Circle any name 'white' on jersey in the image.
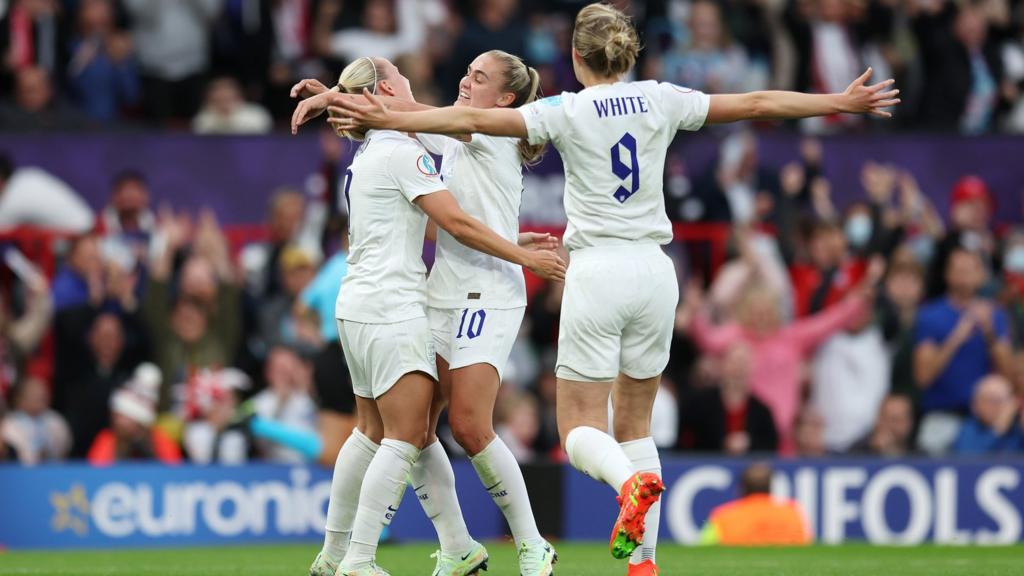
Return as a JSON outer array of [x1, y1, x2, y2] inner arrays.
[[519, 81, 710, 251], [418, 133, 526, 309], [335, 130, 447, 324]]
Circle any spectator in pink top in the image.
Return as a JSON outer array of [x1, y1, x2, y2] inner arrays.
[[685, 258, 884, 453]]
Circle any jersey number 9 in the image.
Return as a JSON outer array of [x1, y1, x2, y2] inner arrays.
[[611, 132, 640, 203]]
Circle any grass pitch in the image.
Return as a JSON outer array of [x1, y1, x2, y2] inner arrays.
[[1, 542, 1022, 576]]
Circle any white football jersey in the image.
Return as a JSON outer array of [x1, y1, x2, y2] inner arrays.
[[418, 133, 527, 309], [335, 130, 447, 324], [519, 81, 710, 251]]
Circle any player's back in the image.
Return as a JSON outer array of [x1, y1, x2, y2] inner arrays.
[[335, 130, 443, 324], [520, 80, 709, 251]]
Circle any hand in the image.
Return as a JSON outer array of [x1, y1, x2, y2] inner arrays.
[[290, 78, 331, 100], [524, 250, 566, 281], [840, 68, 900, 118], [518, 231, 560, 252], [898, 170, 924, 215], [994, 397, 1020, 435], [291, 90, 340, 135], [724, 431, 750, 455], [968, 301, 996, 339], [326, 89, 394, 133]]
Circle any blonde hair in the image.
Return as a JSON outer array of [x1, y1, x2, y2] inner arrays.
[[572, 3, 640, 78], [484, 50, 546, 166], [332, 57, 385, 141]]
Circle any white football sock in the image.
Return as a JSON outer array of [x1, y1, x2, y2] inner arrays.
[[621, 437, 661, 564], [323, 429, 379, 563], [341, 439, 420, 569], [411, 440, 475, 554], [471, 436, 543, 547], [564, 426, 635, 493]]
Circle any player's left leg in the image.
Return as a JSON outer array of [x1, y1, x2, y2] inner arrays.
[[613, 374, 663, 576], [411, 368, 488, 576], [610, 246, 678, 575]]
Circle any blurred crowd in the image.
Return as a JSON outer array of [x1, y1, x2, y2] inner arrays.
[[2, 125, 1024, 468], [2, 0, 1024, 133]]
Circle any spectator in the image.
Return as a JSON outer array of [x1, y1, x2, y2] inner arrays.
[[123, 0, 222, 122], [495, 388, 541, 462], [690, 131, 781, 226], [310, 330, 357, 468], [709, 226, 793, 323], [687, 259, 882, 452], [250, 345, 317, 463], [58, 313, 135, 457], [660, 0, 759, 94], [913, 1, 1008, 132], [699, 462, 812, 545], [790, 220, 868, 318], [87, 362, 181, 465], [811, 295, 890, 453], [240, 188, 313, 301], [794, 405, 827, 457], [317, 0, 435, 63], [3, 376, 71, 464], [256, 244, 318, 355], [0, 269, 52, 398], [926, 175, 996, 298], [143, 211, 241, 408], [877, 254, 926, 401], [97, 169, 155, 259], [0, 0, 68, 89], [182, 367, 252, 464], [952, 374, 1023, 453], [441, 0, 526, 103], [678, 344, 778, 454], [51, 234, 103, 311], [855, 394, 917, 456], [66, 0, 140, 123], [0, 153, 95, 233], [191, 76, 273, 134], [913, 247, 1012, 453], [0, 66, 91, 130]]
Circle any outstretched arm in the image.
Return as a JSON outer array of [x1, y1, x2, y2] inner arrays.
[[706, 68, 899, 125], [326, 90, 529, 138], [291, 87, 437, 134], [415, 191, 565, 281]]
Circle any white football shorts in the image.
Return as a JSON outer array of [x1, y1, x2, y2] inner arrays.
[[336, 317, 438, 399], [556, 243, 679, 382], [428, 306, 525, 381]]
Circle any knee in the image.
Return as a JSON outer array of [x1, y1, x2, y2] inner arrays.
[[359, 423, 384, 445], [449, 414, 494, 456]]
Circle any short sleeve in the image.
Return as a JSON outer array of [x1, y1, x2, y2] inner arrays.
[[518, 94, 569, 146], [657, 83, 710, 131], [416, 133, 456, 155], [388, 142, 448, 203]]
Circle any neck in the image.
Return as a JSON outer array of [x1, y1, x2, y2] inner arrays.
[[579, 67, 622, 88]]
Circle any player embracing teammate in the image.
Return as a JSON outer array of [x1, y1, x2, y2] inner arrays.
[[294, 55, 564, 576], [312, 2, 899, 575]]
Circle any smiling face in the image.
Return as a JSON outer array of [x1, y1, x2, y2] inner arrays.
[[456, 53, 516, 109]]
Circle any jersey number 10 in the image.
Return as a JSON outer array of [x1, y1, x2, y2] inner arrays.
[[611, 132, 640, 203]]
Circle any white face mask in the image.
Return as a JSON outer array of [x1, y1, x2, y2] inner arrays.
[[1005, 246, 1024, 273], [845, 214, 872, 248]]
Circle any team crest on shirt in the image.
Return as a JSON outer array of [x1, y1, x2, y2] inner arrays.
[[416, 154, 439, 176]]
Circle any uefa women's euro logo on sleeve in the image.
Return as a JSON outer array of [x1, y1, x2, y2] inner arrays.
[[417, 154, 439, 176]]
